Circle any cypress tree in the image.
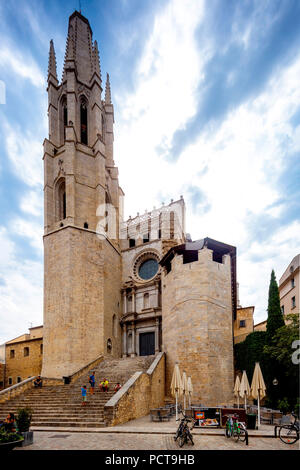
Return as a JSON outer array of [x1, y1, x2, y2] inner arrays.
[[264, 269, 286, 407], [266, 269, 285, 344]]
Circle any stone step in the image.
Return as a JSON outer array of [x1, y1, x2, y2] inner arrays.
[[31, 421, 106, 428], [0, 354, 157, 428], [31, 416, 104, 422]]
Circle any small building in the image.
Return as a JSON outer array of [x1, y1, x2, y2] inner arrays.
[[234, 306, 255, 343], [253, 319, 267, 332], [4, 326, 43, 388], [279, 254, 299, 318]]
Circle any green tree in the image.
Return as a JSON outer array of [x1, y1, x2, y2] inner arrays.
[[264, 314, 300, 409], [266, 269, 285, 344]]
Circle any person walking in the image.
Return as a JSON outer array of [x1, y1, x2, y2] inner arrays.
[[81, 385, 87, 406], [89, 371, 96, 395]]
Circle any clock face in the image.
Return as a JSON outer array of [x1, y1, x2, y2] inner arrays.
[[138, 258, 159, 280]]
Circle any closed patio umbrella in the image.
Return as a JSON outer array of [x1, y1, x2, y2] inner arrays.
[[239, 370, 250, 411], [182, 371, 188, 411], [170, 362, 183, 421], [187, 376, 193, 408], [250, 362, 266, 427], [234, 375, 241, 408]]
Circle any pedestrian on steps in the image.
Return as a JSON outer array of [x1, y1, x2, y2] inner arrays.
[[81, 385, 87, 406], [89, 371, 96, 395], [100, 378, 109, 392]]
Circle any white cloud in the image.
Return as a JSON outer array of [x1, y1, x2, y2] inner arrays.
[[0, 43, 44, 88], [0, 227, 43, 344], [3, 119, 43, 188], [20, 190, 43, 217], [115, 0, 206, 214], [12, 218, 43, 254], [114, 1, 300, 321]]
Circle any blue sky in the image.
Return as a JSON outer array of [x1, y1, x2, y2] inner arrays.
[[0, 0, 300, 344]]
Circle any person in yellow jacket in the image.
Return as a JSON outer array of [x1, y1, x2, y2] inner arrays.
[[100, 378, 109, 392]]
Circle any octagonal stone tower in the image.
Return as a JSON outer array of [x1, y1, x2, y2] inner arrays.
[[160, 238, 236, 406]]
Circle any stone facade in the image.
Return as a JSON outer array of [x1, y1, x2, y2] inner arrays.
[[119, 198, 185, 358], [0, 364, 4, 390], [4, 326, 43, 388], [279, 254, 299, 317]]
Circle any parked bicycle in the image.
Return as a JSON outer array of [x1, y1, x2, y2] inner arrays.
[[278, 412, 299, 445], [224, 414, 249, 445], [174, 412, 196, 447]]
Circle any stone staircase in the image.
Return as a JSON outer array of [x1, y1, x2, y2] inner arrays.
[[0, 355, 155, 428]]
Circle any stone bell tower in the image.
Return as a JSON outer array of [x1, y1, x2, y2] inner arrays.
[[42, 11, 123, 378]]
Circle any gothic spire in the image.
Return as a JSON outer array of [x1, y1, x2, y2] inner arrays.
[[105, 73, 112, 104], [62, 11, 94, 85], [92, 40, 102, 81], [48, 39, 58, 82]]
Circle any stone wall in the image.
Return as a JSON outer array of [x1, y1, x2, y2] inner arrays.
[[162, 247, 234, 406], [104, 352, 165, 426], [42, 226, 121, 378], [0, 363, 4, 390]]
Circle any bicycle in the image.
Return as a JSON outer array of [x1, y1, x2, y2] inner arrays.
[[174, 412, 196, 447], [278, 412, 299, 445], [224, 414, 249, 445]]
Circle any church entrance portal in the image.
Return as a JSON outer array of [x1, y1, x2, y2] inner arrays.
[[139, 332, 155, 356]]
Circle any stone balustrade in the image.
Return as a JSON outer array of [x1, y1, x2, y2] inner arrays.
[[104, 352, 165, 426]]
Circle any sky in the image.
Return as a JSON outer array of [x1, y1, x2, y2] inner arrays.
[[0, 0, 299, 344]]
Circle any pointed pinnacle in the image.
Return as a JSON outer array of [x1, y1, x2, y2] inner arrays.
[[48, 39, 58, 80], [105, 73, 112, 104], [93, 40, 102, 81]]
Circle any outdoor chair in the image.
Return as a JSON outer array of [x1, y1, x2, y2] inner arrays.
[[260, 411, 272, 425], [272, 412, 283, 425], [150, 409, 161, 422], [279, 415, 291, 425], [158, 408, 171, 421]]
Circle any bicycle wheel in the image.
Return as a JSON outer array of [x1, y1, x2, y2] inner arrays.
[[238, 429, 247, 442], [279, 426, 298, 445], [225, 425, 232, 438], [187, 431, 194, 445], [233, 430, 239, 442], [178, 434, 186, 447]]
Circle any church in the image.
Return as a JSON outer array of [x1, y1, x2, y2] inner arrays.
[[41, 10, 236, 406]]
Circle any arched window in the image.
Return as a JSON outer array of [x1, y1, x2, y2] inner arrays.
[[60, 95, 67, 144], [56, 178, 66, 221], [80, 96, 88, 145]]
